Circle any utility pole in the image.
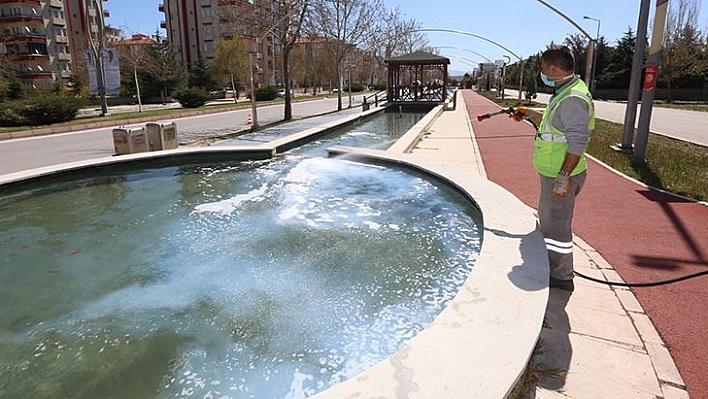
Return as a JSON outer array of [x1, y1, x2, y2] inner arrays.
[[583, 15, 601, 94], [633, 0, 669, 163], [615, 0, 651, 152], [501, 55, 510, 100]]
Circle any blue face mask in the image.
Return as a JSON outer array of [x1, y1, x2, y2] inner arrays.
[[540, 72, 555, 87], [540, 72, 574, 88]]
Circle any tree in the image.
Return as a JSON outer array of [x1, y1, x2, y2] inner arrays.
[[117, 44, 152, 110], [362, 5, 424, 86], [660, 0, 706, 99], [142, 44, 186, 103], [211, 37, 249, 103], [563, 34, 590, 82], [271, 0, 310, 120], [188, 58, 218, 91], [307, 0, 381, 110], [598, 29, 639, 89], [290, 36, 338, 96]]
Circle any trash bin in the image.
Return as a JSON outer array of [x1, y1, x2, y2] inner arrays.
[[146, 122, 178, 151], [113, 126, 148, 155]]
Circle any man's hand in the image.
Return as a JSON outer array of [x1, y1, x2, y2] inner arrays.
[[552, 173, 570, 197], [509, 107, 529, 122]]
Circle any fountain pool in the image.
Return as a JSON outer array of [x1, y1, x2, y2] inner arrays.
[[0, 110, 483, 398]]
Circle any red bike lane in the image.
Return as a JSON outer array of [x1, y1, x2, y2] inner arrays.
[[462, 89, 708, 398]]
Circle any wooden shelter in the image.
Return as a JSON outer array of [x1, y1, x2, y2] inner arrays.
[[385, 51, 450, 103]]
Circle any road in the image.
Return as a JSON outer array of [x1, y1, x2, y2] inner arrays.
[[504, 89, 708, 147], [0, 96, 361, 176], [2, 91, 705, 176]]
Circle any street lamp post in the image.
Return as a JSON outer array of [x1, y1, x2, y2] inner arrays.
[[411, 28, 525, 100], [583, 15, 601, 93], [501, 55, 511, 100], [434, 46, 493, 63], [249, 48, 259, 129], [535, 0, 594, 88]]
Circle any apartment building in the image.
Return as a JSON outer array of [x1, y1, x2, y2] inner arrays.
[[0, 0, 114, 87], [159, 0, 282, 87]]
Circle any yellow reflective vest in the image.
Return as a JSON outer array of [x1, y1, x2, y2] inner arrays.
[[533, 78, 595, 177]]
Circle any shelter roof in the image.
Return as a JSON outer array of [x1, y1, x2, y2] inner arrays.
[[385, 51, 450, 65]]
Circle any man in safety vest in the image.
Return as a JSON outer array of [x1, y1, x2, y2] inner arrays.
[[511, 46, 595, 292]]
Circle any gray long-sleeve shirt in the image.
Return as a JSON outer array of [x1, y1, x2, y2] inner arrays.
[[549, 77, 593, 156]]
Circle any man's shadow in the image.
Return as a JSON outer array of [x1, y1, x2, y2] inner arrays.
[[535, 289, 572, 391]]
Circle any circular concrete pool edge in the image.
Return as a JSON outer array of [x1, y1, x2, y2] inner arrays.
[[318, 147, 549, 398], [0, 142, 549, 398]]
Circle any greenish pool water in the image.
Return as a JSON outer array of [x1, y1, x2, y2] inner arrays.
[[0, 111, 482, 398]]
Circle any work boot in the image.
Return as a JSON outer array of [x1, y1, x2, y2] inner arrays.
[[549, 277, 574, 292]]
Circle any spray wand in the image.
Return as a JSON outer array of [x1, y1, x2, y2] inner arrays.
[[477, 106, 538, 129], [476, 107, 515, 122]]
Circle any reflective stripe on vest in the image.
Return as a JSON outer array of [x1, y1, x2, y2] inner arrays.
[[537, 132, 567, 143]]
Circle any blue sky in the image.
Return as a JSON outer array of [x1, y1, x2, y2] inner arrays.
[[108, 0, 707, 73]]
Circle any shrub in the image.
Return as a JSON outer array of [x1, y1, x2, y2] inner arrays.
[[173, 87, 212, 108], [255, 86, 278, 101], [0, 106, 28, 126], [345, 83, 365, 92], [0, 94, 81, 127], [372, 83, 387, 91]]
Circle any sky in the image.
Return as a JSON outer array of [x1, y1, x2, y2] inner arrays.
[[108, 0, 708, 73]]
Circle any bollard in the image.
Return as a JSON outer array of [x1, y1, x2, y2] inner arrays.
[[146, 122, 178, 151], [113, 126, 148, 155]]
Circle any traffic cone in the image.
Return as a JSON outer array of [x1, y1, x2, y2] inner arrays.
[[247, 113, 252, 125]]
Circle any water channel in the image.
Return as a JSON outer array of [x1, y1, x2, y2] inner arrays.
[[0, 110, 483, 398]]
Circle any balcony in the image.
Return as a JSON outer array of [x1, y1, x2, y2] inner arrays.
[[57, 53, 70, 61], [51, 16, 66, 26], [11, 52, 49, 61], [55, 35, 68, 43], [0, 12, 44, 24], [16, 70, 52, 79], [0, 0, 41, 4], [103, 10, 109, 18], [5, 32, 46, 43], [158, 4, 164, 12], [49, 0, 62, 7], [160, 21, 167, 29]]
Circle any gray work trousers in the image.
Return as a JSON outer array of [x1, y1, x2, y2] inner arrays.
[[538, 172, 587, 280]]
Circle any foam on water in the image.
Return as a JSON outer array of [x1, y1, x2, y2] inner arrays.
[[0, 114, 481, 398]]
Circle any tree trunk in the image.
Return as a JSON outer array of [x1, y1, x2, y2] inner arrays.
[[283, 47, 292, 121], [337, 66, 343, 111], [230, 74, 237, 104]]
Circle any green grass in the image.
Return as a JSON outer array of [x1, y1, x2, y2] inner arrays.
[[0, 102, 245, 135], [654, 102, 708, 112], [587, 120, 707, 201], [478, 90, 708, 202], [0, 94, 325, 136]]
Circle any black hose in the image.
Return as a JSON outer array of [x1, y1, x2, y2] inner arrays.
[[574, 269, 708, 287]]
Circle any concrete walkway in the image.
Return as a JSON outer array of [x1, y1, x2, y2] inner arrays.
[[409, 94, 688, 398], [461, 90, 700, 398]]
